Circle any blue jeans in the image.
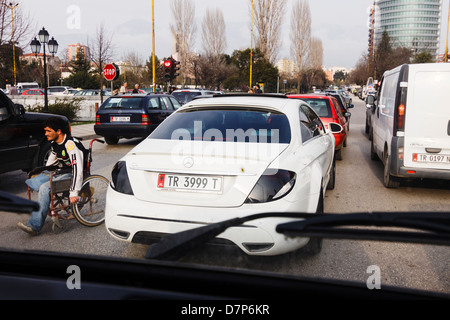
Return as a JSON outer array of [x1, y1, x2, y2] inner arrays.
[[25, 171, 72, 232]]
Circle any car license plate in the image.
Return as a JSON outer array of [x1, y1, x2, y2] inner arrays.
[[110, 116, 130, 122], [412, 153, 450, 163], [157, 173, 223, 193]]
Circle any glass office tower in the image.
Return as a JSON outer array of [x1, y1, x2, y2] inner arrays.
[[373, 0, 442, 58]]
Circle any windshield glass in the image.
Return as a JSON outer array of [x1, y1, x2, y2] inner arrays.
[[149, 108, 291, 143], [1, 0, 450, 303], [172, 91, 202, 104], [298, 98, 332, 118], [101, 97, 143, 109]]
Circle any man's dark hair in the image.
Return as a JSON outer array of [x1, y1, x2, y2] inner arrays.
[[44, 116, 69, 134]]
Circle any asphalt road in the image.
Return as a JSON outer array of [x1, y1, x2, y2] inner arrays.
[[1, 96, 449, 296]]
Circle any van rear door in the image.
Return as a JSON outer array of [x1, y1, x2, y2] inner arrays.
[[403, 64, 450, 171]]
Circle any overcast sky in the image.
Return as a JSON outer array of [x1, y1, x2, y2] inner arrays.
[[20, 0, 450, 69]]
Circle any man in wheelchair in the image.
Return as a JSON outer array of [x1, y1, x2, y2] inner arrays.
[[17, 117, 86, 235]]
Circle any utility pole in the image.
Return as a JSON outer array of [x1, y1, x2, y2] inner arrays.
[[445, 0, 450, 62], [152, 0, 156, 91], [4, 2, 19, 86], [250, 0, 253, 89]]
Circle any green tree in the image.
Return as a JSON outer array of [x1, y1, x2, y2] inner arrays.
[[0, 43, 22, 87], [141, 54, 166, 88], [64, 51, 99, 88], [224, 48, 279, 92], [333, 70, 348, 83], [412, 51, 434, 64]]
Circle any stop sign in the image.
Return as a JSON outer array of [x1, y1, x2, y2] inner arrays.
[[103, 63, 119, 81]]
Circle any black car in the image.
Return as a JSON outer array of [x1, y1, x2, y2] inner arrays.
[[0, 90, 70, 174], [94, 94, 181, 145]]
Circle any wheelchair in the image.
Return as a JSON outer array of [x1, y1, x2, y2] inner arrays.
[[27, 138, 109, 231]]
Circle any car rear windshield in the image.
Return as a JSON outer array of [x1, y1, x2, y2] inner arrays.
[[102, 97, 143, 109], [149, 108, 291, 143], [172, 91, 201, 104], [299, 98, 332, 118]]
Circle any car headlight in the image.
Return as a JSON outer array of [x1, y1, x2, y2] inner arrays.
[[245, 169, 296, 203], [110, 161, 134, 195]]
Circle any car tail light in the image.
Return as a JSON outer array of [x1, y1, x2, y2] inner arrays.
[[141, 114, 150, 125], [111, 161, 134, 195], [95, 115, 100, 125], [245, 169, 296, 203], [394, 80, 408, 135], [397, 103, 405, 131], [398, 147, 404, 160]]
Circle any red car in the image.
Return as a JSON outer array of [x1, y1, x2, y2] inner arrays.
[[288, 94, 349, 160], [21, 89, 45, 95]]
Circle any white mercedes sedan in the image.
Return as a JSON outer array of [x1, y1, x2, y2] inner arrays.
[[105, 94, 341, 256]]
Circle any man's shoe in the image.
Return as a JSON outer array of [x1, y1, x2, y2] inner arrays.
[[17, 222, 38, 235]]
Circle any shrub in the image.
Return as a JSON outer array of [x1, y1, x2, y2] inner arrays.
[[30, 98, 82, 122]]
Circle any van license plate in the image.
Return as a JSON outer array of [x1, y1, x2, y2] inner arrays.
[[157, 173, 222, 193], [111, 116, 130, 122], [413, 153, 450, 163]]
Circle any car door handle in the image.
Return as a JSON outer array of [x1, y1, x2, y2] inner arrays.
[[447, 120, 450, 136]]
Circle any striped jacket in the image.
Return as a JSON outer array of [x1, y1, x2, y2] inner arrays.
[[46, 135, 84, 198]]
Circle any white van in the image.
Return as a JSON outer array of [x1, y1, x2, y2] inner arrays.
[[367, 63, 450, 188], [16, 82, 39, 93]]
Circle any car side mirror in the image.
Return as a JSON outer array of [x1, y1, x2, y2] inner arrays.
[[365, 95, 375, 107], [328, 122, 343, 134], [14, 104, 25, 115]]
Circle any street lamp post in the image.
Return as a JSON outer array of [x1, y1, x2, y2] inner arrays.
[[30, 27, 58, 113]]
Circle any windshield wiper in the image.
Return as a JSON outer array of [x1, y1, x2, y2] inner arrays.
[[0, 191, 39, 214], [145, 212, 450, 261]]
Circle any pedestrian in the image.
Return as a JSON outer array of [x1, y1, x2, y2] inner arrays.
[[254, 84, 262, 93], [132, 83, 140, 93], [119, 82, 127, 94], [17, 117, 86, 235], [112, 87, 119, 96], [9, 86, 18, 95]]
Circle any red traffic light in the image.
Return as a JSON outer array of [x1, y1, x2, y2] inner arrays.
[[164, 60, 172, 68]]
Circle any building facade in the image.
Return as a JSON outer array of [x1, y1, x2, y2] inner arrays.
[[68, 43, 90, 62], [276, 59, 297, 75], [371, 0, 442, 58]]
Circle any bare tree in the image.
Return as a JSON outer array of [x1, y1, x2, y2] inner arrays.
[[171, 0, 197, 85], [308, 37, 323, 70], [198, 7, 229, 89], [253, 0, 286, 64], [121, 51, 147, 86], [290, 0, 311, 92], [87, 23, 114, 102], [302, 37, 323, 91], [0, 0, 34, 47], [201, 8, 226, 58], [191, 54, 234, 90]]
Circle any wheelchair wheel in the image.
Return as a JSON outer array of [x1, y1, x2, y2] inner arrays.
[[73, 175, 109, 227]]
